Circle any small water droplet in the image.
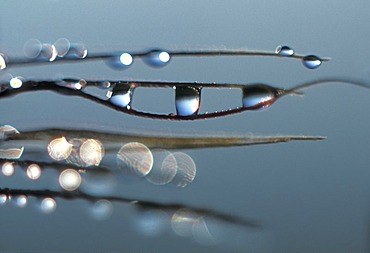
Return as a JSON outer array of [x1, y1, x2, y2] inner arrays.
[[14, 195, 28, 208], [2, 162, 14, 176], [9, 76, 23, 89], [275, 45, 294, 56], [175, 86, 201, 116], [40, 197, 57, 213], [242, 85, 277, 110], [143, 49, 170, 67], [26, 163, 42, 180], [0, 54, 7, 70], [109, 84, 134, 108], [107, 53, 133, 70], [99, 81, 111, 89], [302, 55, 322, 69]]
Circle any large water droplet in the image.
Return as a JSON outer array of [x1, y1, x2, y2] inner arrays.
[[107, 53, 133, 70], [275, 45, 294, 56], [302, 55, 322, 69], [143, 49, 170, 67], [175, 86, 201, 116], [242, 85, 276, 110], [108, 84, 134, 108]]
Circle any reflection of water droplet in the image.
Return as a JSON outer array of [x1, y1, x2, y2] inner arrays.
[[2, 162, 14, 176], [117, 142, 153, 177], [107, 53, 133, 70], [108, 84, 134, 108], [79, 139, 104, 166], [275, 45, 294, 56], [26, 163, 42, 180], [0, 54, 7, 70], [9, 76, 23, 89], [171, 208, 199, 237], [146, 149, 177, 185], [54, 38, 70, 57], [59, 169, 82, 191], [143, 49, 170, 67], [302, 55, 322, 69], [48, 137, 73, 161], [14, 195, 28, 208], [91, 199, 113, 220], [172, 152, 196, 187], [242, 85, 276, 110], [40, 197, 56, 213], [175, 86, 201, 116], [0, 194, 8, 205]]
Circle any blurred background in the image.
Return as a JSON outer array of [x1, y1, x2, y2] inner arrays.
[[1, 1, 370, 252]]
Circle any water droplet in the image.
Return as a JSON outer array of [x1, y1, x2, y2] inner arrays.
[[14, 195, 28, 208], [242, 85, 277, 110], [175, 86, 201, 116], [275, 45, 294, 56], [107, 53, 133, 70], [0, 54, 7, 70], [64, 43, 88, 59], [0, 194, 8, 205], [40, 197, 56, 213], [108, 84, 134, 108], [39, 43, 58, 62], [143, 49, 170, 67], [302, 55, 322, 69], [26, 163, 41, 180], [59, 169, 82, 191], [9, 76, 23, 89], [57, 79, 86, 90], [117, 142, 153, 177], [146, 149, 177, 185], [47, 137, 73, 161], [2, 162, 14, 176], [99, 81, 111, 89]]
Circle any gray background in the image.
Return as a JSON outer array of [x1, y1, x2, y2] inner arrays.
[[1, 1, 370, 252]]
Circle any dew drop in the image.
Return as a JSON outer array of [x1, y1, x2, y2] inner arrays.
[[59, 169, 82, 191], [14, 195, 28, 208], [302, 55, 322, 69], [143, 49, 170, 67], [40, 197, 57, 213], [9, 76, 23, 89], [64, 43, 88, 59], [242, 85, 276, 110], [26, 163, 42, 180], [107, 53, 133, 70], [2, 162, 14, 176], [275, 45, 294, 56], [53, 38, 71, 57], [175, 86, 201, 116], [109, 84, 134, 108], [0, 54, 7, 70]]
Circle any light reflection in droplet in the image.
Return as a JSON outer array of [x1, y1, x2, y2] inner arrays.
[[9, 77, 23, 89], [79, 139, 104, 166], [91, 199, 113, 220], [108, 84, 134, 108], [302, 55, 322, 69], [117, 142, 153, 177], [47, 137, 73, 161], [175, 86, 201, 116], [242, 85, 276, 110], [0, 54, 6, 70], [107, 53, 133, 70], [0, 194, 8, 205], [26, 163, 41, 180], [146, 149, 177, 185], [14, 195, 28, 208], [171, 208, 199, 237], [275, 45, 294, 56], [59, 169, 82, 191], [40, 197, 56, 213], [172, 152, 196, 187], [2, 162, 14, 176], [143, 49, 171, 67]]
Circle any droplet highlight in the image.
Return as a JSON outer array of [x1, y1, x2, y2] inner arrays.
[[302, 55, 322, 69], [275, 45, 294, 56], [143, 49, 170, 67], [2, 162, 14, 176], [40, 197, 57, 213], [107, 53, 133, 70], [0, 54, 7, 70], [175, 86, 201, 116], [242, 85, 276, 110]]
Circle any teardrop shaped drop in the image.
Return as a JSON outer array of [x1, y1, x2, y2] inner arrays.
[[108, 84, 134, 108], [242, 85, 277, 110], [302, 55, 322, 69], [143, 49, 171, 68], [175, 86, 201, 116], [275, 45, 294, 56], [107, 53, 133, 70]]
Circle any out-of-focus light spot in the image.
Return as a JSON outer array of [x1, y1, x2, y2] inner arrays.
[[48, 137, 72, 161], [171, 208, 199, 237], [0, 54, 6, 70], [172, 152, 196, 187], [79, 139, 104, 166], [117, 142, 153, 177], [0, 125, 20, 139], [2, 162, 14, 176], [136, 210, 168, 237], [9, 77, 23, 89], [0, 194, 8, 205], [54, 38, 70, 57], [0, 147, 24, 159], [146, 149, 177, 185], [40, 197, 56, 213], [91, 199, 113, 220], [23, 38, 42, 58], [26, 163, 41, 180], [59, 169, 82, 191], [120, 53, 133, 66], [49, 45, 58, 62], [159, 51, 170, 63], [192, 216, 215, 245], [14, 195, 28, 208]]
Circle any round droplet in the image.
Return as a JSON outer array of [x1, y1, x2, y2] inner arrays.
[[143, 49, 170, 67], [146, 149, 177, 185], [108, 84, 134, 108], [59, 169, 82, 191], [26, 163, 41, 180], [40, 197, 56, 213], [242, 85, 276, 110], [175, 86, 201, 116], [0, 54, 7, 70], [14, 195, 28, 208], [275, 45, 294, 56], [91, 199, 113, 220], [2, 162, 14, 176], [172, 152, 196, 187], [47, 137, 73, 161], [54, 38, 71, 57], [117, 142, 153, 177], [302, 55, 322, 69], [64, 43, 88, 59], [79, 139, 104, 166], [171, 208, 199, 237], [107, 53, 133, 70], [0, 194, 8, 205], [9, 76, 23, 89]]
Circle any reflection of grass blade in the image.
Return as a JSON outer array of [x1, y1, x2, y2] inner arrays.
[[0, 187, 261, 228]]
